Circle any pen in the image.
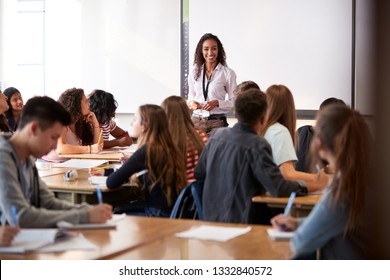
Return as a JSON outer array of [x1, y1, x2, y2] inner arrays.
[[96, 187, 103, 204], [11, 205, 18, 226], [284, 192, 296, 217]]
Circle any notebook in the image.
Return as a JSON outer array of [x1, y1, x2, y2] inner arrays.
[[267, 228, 295, 241], [0, 228, 72, 253]]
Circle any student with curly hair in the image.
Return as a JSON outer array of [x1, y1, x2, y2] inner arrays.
[[88, 89, 132, 148], [0, 90, 12, 133], [43, 88, 103, 162], [187, 33, 237, 136]]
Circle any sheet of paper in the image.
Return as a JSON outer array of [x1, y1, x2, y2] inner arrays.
[[175, 225, 252, 242], [193, 109, 210, 118], [88, 176, 107, 185], [267, 228, 295, 240], [52, 159, 108, 169]]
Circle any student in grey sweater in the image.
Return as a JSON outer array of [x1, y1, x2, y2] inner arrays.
[[0, 96, 112, 228]]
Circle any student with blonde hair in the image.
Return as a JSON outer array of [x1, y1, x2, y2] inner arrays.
[[271, 104, 370, 259], [161, 95, 207, 183], [107, 104, 186, 217], [261, 84, 328, 192]]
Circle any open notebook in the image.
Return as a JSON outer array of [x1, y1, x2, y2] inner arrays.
[[0, 229, 72, 253]]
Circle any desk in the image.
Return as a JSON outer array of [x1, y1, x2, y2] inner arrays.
[[252, 193, 322, 217], [0, 216, 292, 260], [61, 145, 137, 161], [113, 222, 292, 260], [42, 169, 142, 206]]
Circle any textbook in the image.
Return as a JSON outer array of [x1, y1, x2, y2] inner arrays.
[[0, 228, 72, 253], [57, 214, 126, 230], [267, 228, 295, 241], [52, 159, 108, 169]]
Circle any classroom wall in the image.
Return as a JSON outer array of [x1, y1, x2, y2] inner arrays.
[[0, 0, 375, 116]]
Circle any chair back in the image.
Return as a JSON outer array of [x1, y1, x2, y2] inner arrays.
[[170, 181, 203, 220]]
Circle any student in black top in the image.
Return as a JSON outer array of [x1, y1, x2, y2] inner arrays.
[[106, 104, 186, 217], [296, 98, 346, 172]]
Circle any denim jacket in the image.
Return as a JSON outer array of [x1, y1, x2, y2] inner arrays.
[[195, 123, 307, 224]]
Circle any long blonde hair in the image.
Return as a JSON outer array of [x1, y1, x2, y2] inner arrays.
[[313, 104, 371, 233], [261, 84, 297, 146], [137, 104, 186, 206], [161, 96, 205, 171]]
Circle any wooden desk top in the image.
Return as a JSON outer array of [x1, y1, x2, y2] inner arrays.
[[42, 169, 110, 193], [113, 222, 293, 260], [0, 217, 292, 260], [60, 145, 137, 161], [252, 193, 322, 207]]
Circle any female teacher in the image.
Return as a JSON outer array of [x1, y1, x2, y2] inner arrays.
[[187, 33, 237, 136]]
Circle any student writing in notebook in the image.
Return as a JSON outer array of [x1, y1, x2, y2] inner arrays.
[[106, 104, 186, 217], [88, 89, 132, 148], [260, 84, 328, 191], [271, 104, 370, 259], [0, 96, 112, 228], [43, 88, 103, 162], [161, 95, 207, 183]]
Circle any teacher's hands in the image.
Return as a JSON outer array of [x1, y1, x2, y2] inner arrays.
[[202, 100, 219, 111]]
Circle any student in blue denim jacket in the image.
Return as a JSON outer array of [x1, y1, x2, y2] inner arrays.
[[271, 104, 371, 259]]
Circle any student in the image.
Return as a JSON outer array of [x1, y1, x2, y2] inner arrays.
[[0, 90, 12, 133], [43, 88, 103, 162], [233, 80, 261, 95], [106, 104, 186, 217], [4, 87, 23, 131], [88, 89, 132, 149], [296, 97, 346, 173], [0, 96, 112, 228], [261, 84, 328, 191], [0, 226, 20, 246], [161, 95, 208, 183], [194, 89, 308, 224], [271, 104, 370, 259], [187, 33, 237, 136]]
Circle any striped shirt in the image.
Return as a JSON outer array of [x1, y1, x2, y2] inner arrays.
[[100, 119, 117, 140], [186, 128, 208, 183]]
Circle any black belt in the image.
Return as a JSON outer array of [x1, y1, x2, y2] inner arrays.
[[207, 114, 226, 121]]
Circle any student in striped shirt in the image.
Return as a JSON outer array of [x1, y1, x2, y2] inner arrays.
[[88, 89, 132, 149], [161, 95, 208, 183]]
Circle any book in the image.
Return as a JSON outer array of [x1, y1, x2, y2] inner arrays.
[[57, 214, 126, 230], [267, 228, 295, 241], [0, 228, 72, 254]]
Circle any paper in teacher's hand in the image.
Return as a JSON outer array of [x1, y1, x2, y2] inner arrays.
[[193, 109, 210, 118], [267, 228, 295, 240], [175, 225, 252, 242]]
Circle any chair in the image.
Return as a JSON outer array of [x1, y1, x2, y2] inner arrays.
[[170, 181, 203, 220]]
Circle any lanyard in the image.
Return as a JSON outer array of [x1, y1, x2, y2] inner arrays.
[[202, 64, 213, 101]]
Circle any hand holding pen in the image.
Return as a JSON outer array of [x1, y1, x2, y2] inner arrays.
[[270, 192, 299, 232]]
